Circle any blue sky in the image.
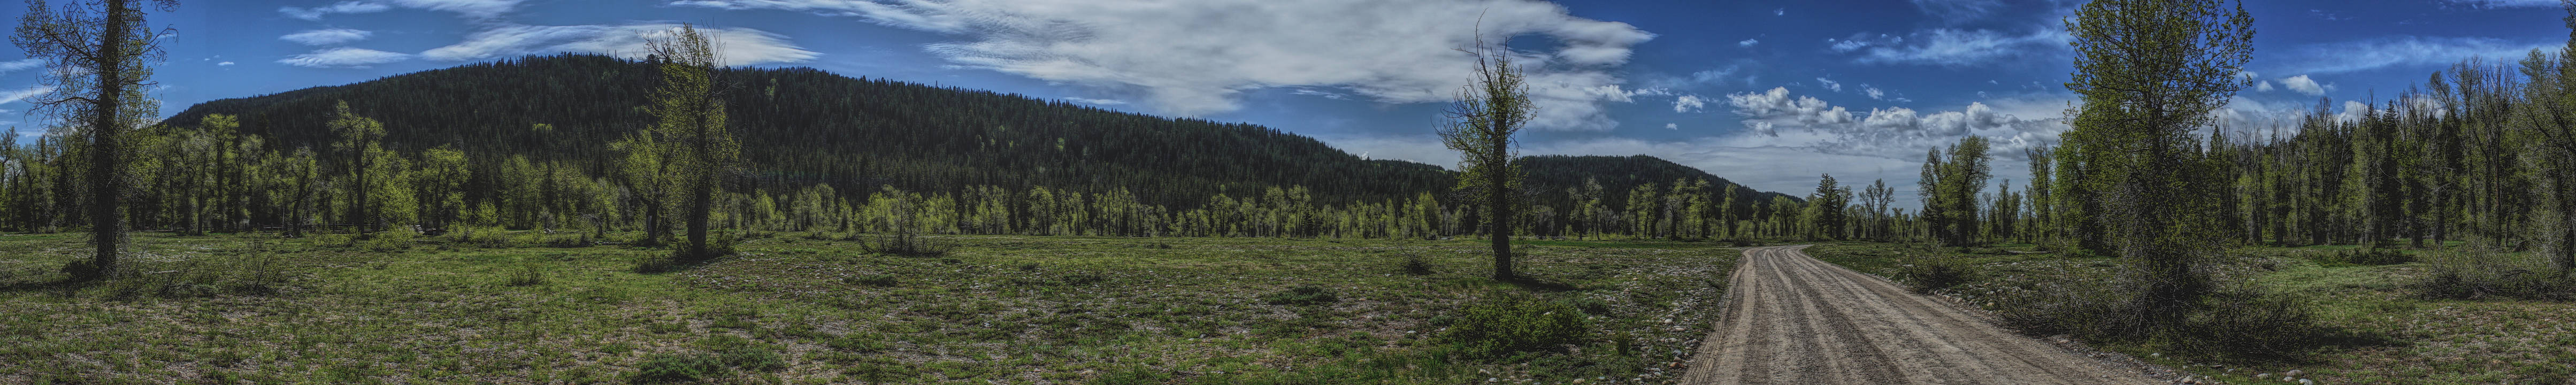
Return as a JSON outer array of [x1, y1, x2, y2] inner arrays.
[[1, 0, 2566, 195]]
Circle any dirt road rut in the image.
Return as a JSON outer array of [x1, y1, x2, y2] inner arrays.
[[1678, 245, 2161, 385]]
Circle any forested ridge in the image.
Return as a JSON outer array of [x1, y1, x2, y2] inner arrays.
[[0, 53, 1798, 241], [162, 54, 1458, 207]]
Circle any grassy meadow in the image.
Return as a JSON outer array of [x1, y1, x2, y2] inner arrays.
[[0, 231, 1739, 384], [1804, 241, 2576, 385]]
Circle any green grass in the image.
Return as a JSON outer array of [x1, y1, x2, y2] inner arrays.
[[0, 232, 1741, 384], [1804, 241, 2576, 385]]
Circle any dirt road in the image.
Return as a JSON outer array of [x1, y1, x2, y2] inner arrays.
[[1678, 245, 2162, 385]]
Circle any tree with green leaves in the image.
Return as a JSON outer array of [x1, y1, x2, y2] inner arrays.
[[1436, 40, 1535, 280], [13, 0, 178, 279], [645, 24, 742, 261], [327, 101, 389, 236], [2063, 0, 2255, 333]]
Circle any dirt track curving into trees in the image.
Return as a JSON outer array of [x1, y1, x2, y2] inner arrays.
[[1678, 245, 2163, 385]]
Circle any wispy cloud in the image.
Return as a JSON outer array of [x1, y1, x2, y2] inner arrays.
[[0, 59, 42, 74], [280, 0, 524, 21], [419, 24, 818, 65], [672, 0, 1657, 131], [1064, 97, 1126, 105], [1738, 38, 1759, 48], [280, 28, 374, 45], [2271, 36, 2557, 74], [278, 47, 413, 68], [0, 86, 59, 105], [2441, 0, 2560, 7], [279, 1, 391, 20], [1850, 28, 2067, 67]]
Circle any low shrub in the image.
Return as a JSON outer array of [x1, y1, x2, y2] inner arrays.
[[2313, 248, 2413, 266], [825, 333, 888, 352], [1262, 286, 1339, 306], [2174, 289, 2322, 359], [631, 255, 684, 274], [1989, 270, 2327, 360], [700, 335, 786, 372], [630, 353, 726, 384], [507, 264, 549, 287], [845, 274, 899, 287], [1896, 258, 1975, 294], [1399, 254, 1435, 275], [1445, 292, 1589, 358], [2412, 250, 2575, 301]]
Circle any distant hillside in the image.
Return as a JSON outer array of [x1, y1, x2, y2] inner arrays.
[[1521, 155, 1800, 218], [163, 54, 1789, 209]]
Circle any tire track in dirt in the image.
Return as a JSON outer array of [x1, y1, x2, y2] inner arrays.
[[1680, 245, 2162, 385]]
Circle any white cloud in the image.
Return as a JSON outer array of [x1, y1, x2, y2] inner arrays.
[[420, 24, 819, 65], [1815, 77, 1842, 92], [0, 86, 57, 105], [278, 47, 413, 68], [279, 1, 391, 20], [1738, 38, 1759, 48], [0, 59, 41, 74], [218, 61, 236, 66], [1862, 84, 1886, 100], [2256, 80, 2273, 92], [2334, 100, 2373, 124], [280, 28, 374, 45], [675, 0, 1657, 130], [1774, 8, 1785, 16], [1849, 28, 2067, 67], [1665, 123, 1678, 130], [1725, 87, 2068, 161], [1674, 95, 1707, 113], [1064, 97, 1125, 105], [2279, 74, 2331, 96], [2273, 36, 2557, 74]]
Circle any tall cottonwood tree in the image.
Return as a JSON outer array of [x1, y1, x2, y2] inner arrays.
[[1437, 40, 1534, 280], [2064, 0, 2255, 334], [645, 24, 741, 261], [13, 0, 178, 279], [327, 101, 387, 236]]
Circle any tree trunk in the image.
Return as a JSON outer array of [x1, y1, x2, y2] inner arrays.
[[83, 0, 132, 279], [1490, 157, 1513, 280]]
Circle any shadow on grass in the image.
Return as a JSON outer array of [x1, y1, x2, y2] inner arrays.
[[1498, 276, 1583, 292]]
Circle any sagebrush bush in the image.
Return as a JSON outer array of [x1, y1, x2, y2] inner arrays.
[[1262, 286, 1339, 306], [2412, 250, 2574, 301], [1897, 258, 1974, 294], [1445, 293, 1589, 358]]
